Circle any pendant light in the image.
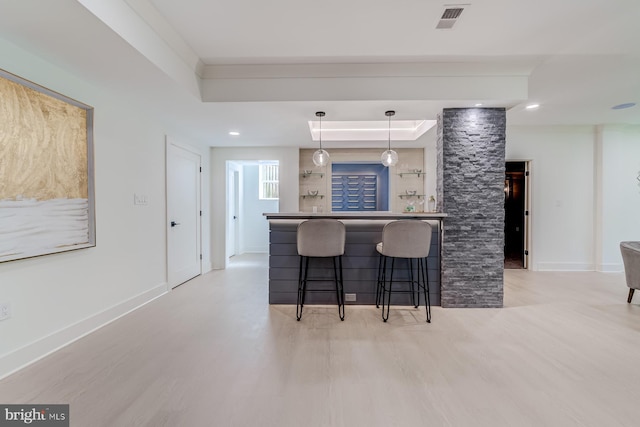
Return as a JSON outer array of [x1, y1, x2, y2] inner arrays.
[[312, 111, 330, 167], [381, 110, 398, 167]]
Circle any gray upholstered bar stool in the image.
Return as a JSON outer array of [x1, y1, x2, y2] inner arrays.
[[296, 219, 346, 321], [376, 220, 432, 322]]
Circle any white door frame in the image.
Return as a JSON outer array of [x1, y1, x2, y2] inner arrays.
[[524, 160, 532, 270], [233, 170, 241, 254], [166, 137, 202, 288], [505, 159, 532, 270], [226, 161, 242, 261]]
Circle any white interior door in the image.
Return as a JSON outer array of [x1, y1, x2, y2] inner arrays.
[[167, 140, 201, 288]]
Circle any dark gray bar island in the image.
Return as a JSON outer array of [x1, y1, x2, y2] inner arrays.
[[264, 212, 446, 306]]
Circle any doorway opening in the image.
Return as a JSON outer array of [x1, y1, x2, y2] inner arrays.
[[226, 160, 279, 263], [504, 161, 530, 269]]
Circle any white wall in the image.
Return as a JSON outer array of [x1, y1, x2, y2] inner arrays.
[[210, 147, 299, 269], [506, 126, 596, 271], [200, 148, 212, 272], [600, 125, 640, 270], [423, 126, 438, 206], [0, 38, 209, 378], [507, 125, 640, 272], [241, 165, 278, 253]]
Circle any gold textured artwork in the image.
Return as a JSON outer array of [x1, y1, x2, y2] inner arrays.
[[0, 69, 95, 262]]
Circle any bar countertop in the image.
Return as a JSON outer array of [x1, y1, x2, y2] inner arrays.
[[263, 212, 447, 220]]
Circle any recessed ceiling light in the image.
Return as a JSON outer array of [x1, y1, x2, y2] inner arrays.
[[229, 131, 240, 136], [475, 103, 482, 107], [612, 102, 636, 110], [525, 104, 540, 110]]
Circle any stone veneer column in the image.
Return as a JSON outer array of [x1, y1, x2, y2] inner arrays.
[[436, 108, 506, 308]]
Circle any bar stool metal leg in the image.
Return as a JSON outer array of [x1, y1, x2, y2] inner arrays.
[[408, 258, 417, 308], [376, 253, 384, 308], [420, 257, 431, 323], [296, 256, 306, 321], [301, 257, 310, 308], [333, 256, 345, 320], [297, 254, 345, 321], [382, 257, 395, 322]]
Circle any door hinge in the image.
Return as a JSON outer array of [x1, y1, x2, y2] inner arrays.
[[525, 210, 529, 216], [524, 250, 529, 256], [525, 171, 529, 176], [200, 210, 202, 216], [200, 254, 202, 260]]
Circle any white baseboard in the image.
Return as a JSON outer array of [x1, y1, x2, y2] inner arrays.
[[241, 248, 268, 254], [535, 262, 595, 271], [598, 263, 624, 273], [0, 283, 167, 380], [202, 261, 213, 273]]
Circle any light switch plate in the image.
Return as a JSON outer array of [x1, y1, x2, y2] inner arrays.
[[134, 194, 148, 205]]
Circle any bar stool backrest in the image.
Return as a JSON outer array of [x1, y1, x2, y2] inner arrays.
[[380, 220, 432, 258], [297, 219, 346, 257]]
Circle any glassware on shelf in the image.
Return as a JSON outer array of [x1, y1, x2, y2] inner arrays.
[[428, 195, 436, 212], [405, 198, 416, 212]]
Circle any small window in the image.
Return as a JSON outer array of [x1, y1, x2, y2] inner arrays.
[[259, 162, 279, 200]]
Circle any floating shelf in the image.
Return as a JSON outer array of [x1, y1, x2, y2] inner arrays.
[[301, 194, 325, 199], [398, 172, 423, 178], [301, 172, 325, 178], [398, 194, 425, 199]]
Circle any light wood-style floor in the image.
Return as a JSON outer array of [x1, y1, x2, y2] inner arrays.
[[1, 254, 639, 426]]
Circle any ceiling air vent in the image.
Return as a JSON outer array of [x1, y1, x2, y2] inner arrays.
[[436, 7, 464, 29]]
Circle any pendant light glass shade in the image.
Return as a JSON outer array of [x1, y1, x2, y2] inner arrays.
[[381, 149, 398, 167], [312, 111, 330, 167], [381, 110, 398, 167], [312, 149, 330, 167]]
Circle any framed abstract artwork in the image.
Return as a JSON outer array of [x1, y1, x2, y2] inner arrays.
[[0, 68, 95, 262]]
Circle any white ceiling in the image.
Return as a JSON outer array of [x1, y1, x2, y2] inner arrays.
[[0, 0, 639, 148], [148, 0, 638, 60]]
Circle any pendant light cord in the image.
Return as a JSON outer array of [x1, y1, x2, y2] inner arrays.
[[385, 110, 395, 151], [315, 111, 325, 151], [319, 114, 323, 150], [388, 113, 391, 151]]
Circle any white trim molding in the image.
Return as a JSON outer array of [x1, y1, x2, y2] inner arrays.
[[535, 262, 595, 272], [0, 283, 167, 380]]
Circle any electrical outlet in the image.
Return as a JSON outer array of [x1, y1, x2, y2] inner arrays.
[[0, 302, 11, 321], [345, 293, 357, 302]]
